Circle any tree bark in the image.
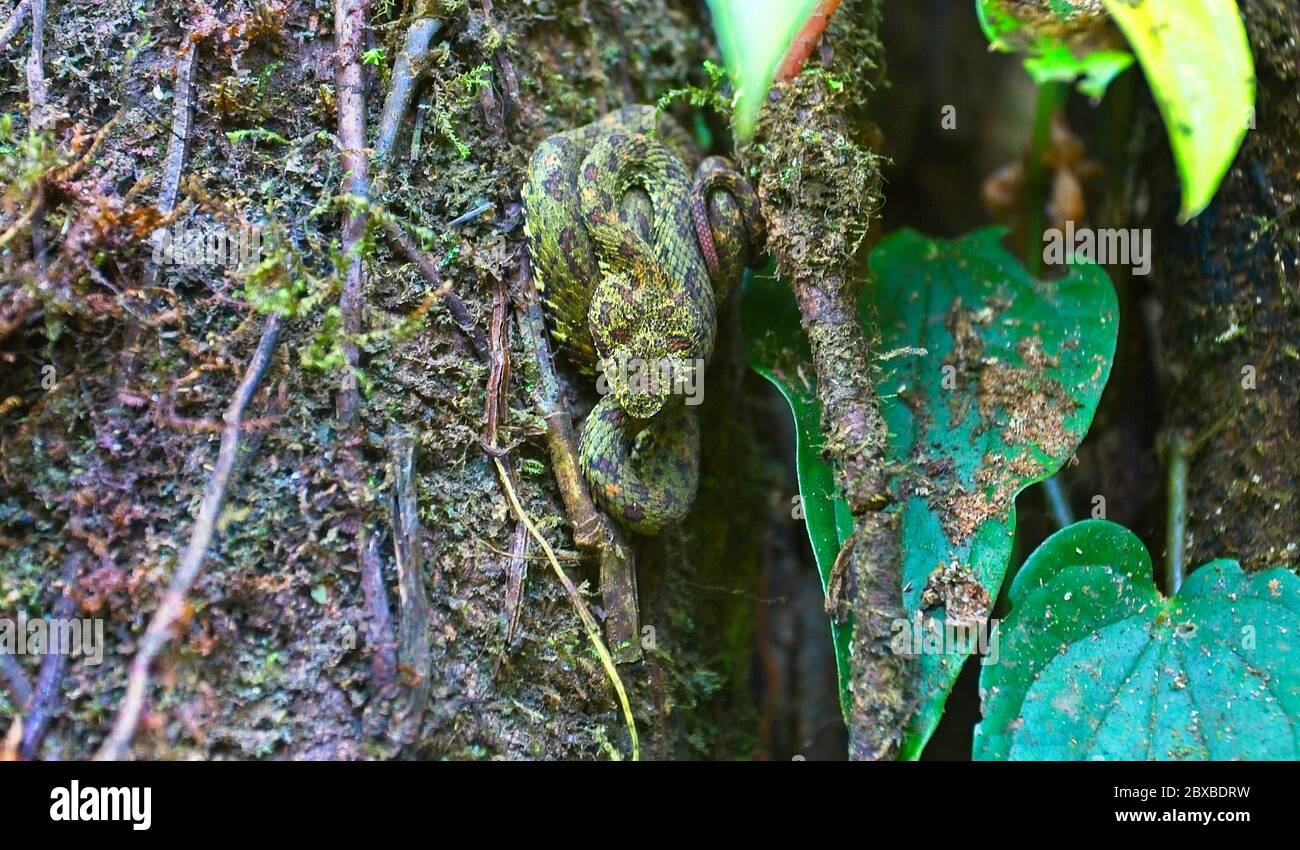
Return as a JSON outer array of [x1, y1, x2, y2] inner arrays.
[[1147, 0, 1300, 574]]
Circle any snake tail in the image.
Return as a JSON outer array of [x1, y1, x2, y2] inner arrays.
[[690, 156, 768, 302], [579, 395, 700, 536]]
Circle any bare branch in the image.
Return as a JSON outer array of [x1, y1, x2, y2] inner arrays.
[[96, 313, 284, 760], [0, 0, 32, 52], [374, 15, 441, 163], [20, 550, 83, 759], [378, 215, 488, 361], [334, 0, 372, 429]]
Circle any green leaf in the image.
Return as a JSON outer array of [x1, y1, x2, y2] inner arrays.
[[977, 0, 1135, 100], [1023, 47, 1134, 101], [741, 260, 855, 715], [1099, 0, 1255, 221], [741, 229, 1119, 752], [976, 520, 1300, 760], [704, 0, 821, 141], [874, 229, 1117, 758]]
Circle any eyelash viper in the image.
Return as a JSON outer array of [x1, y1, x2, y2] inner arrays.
[[523, 105, 765, 534]]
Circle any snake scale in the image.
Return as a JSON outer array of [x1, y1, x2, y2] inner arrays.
[[523, 105, 765, 534]]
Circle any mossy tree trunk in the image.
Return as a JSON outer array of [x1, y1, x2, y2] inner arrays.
[[1144, 0, 1300, 575], [0, 0, 770, 760]]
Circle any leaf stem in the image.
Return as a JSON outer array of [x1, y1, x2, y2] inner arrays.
[[1025, 81, 1066, 278], [1043, 475, 1075, 531], [1164, 433, 1190, 597]]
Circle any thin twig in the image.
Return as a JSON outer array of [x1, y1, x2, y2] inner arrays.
[[157, 38, 196, 219], [480, 0, 521, 129], [96, 313, 284, 760], [512, 258, 640, 662], [407, 89, 429, 164], [378, 215, 488, 361], [0, 0, 31, 52], [485, 272, 510, 446], [20, 550, 82, 759], [0, 197, 40, 251], [334, 0, 372, 429], [374, 11, 441, 163], [485, 271, 529, 648], [143, 33, 198, 285], [492, 456, 639, 761], [22, 0, 43, 115], [503, 522, 529, 646], [446, 201, 493, 229], [24, 0, 46, 275]]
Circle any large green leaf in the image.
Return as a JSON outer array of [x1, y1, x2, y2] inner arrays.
[[742, 261, 855, 715], [1099, 0, 1254, 221], [976, 520, 1300, 760], [704, 0, 821, 141], [741, 228, 1118, 755], [874, 228, 1117, 757]]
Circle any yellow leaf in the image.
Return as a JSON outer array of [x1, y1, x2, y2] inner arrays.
[[1102, 0, 1255, 221]]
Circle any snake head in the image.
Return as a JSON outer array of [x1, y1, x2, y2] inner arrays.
[[589, 263, 713, 420]]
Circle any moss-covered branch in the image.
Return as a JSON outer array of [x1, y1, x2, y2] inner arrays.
[[740, 0, 910, 760]]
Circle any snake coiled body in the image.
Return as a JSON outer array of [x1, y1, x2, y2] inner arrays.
[[523, 106, 764, 534]]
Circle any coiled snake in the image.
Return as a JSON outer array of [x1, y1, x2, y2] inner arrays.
[[523, 105, 765, 534]]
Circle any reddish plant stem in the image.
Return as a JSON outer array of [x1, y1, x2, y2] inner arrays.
[[776, 0, 842, 81]]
